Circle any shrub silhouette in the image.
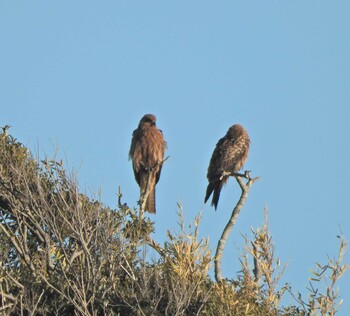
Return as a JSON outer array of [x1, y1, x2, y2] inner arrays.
[[0, 127, 348, 315]]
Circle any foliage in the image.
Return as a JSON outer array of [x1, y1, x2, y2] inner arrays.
[[0, 127, 348, 315]]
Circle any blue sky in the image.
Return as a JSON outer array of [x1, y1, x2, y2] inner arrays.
[[1, 1, 349, 312]]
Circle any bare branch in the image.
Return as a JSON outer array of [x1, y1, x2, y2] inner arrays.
[[214, 171, 259, 284]]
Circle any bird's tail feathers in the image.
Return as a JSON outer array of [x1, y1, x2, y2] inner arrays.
[[140, 172, 156, 214], [145, 187, 156, 214], [211, 181, 224, 210], [205, 180, 225, 210], [204, 184, 214, 204]]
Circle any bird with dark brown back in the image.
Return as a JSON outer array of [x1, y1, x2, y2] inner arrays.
[[129, 114, 167, 214], [204, 124, 250, 210]]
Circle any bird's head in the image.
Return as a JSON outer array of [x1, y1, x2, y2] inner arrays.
[[140, 114, 157, 127], [227, 124, 244, 138]]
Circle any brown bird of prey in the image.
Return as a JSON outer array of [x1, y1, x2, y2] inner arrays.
[[204, 124, 250, 210], [129, 114, 167, 213]]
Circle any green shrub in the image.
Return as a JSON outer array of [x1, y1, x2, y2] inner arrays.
[[0, 127, 348, 315]]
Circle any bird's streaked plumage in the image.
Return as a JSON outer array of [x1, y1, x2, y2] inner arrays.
[[204, 124, 250, 209], [129, 114, 167, 213]]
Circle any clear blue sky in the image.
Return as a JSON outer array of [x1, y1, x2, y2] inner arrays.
[[1, 1, 349, 313]]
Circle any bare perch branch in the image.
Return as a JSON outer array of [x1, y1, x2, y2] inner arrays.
[[117, 186, 131, 212], [145, 235, 169, 259], [214, 171, 259, 284], [140, 171, 152, 215]]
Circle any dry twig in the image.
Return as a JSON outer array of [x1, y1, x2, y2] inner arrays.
[[214, 170, 259, 284]]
